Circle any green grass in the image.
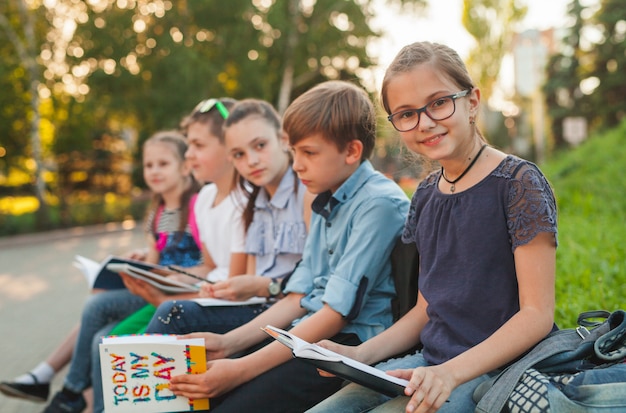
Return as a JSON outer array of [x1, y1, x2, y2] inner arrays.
[[542, 120, 626, 328]]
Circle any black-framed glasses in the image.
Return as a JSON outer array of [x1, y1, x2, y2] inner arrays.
[[192, 98, 229, 119], [387, 89, 471, 132]]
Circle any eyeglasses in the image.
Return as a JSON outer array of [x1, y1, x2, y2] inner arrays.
[[387, 89, 471, 132], [192, 98, 229, 119]]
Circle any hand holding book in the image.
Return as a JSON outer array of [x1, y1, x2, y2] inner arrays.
[[262, 325, 410, 397], [106, 262, 200, 294], [99, 334, 209, 413]]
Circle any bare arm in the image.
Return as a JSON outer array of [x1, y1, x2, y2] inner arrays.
[[144, 243, 160, 265], [396, 231, 556, 412], [318, 291, 427, 366], [438, 232, 556, 382], [228, 252, 248, 278], [169, 296, 347, 398]]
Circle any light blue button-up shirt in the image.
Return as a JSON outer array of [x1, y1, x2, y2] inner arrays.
[[284, 160, 410, 342], [246, 167, 307, 278]]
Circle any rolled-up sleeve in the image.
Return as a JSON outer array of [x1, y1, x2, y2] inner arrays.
[[283, 161, 410, 340], [321, 196, 407, 316]]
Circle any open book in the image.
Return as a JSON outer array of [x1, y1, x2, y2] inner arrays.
[[262, 325, 409, 397], [106, 262, 200, 294], [73, 255, 140, 290], [99, 334, 209, 412]]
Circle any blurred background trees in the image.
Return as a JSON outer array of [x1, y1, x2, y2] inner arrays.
[[0, 0, 426, 232], [1, 0, 624, 234], [543, 0, 626, 148]]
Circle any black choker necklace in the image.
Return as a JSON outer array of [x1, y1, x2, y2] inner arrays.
[[441, 144, 487, 193]]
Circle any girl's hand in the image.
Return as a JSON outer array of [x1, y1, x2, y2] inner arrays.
[[119, 272, 167, 306], [170, 358, 246, 398], [388, 365, 455, 413], [210, 275, 267, 301], [198, 283, 215, 298], [179, 332, 229, 360], [313, 340, 361, 378], [316, 340, 360, 359], [123, 248, 148, 261]]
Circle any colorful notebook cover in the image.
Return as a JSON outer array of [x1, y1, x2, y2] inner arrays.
[[99, 335, 209, 412]]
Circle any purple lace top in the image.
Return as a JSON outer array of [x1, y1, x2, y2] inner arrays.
[[401, 155, 558, 365]]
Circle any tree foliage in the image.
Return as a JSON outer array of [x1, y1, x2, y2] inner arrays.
[[585, 0, 626, 129], [542, 0, 589, 149], [543, 0, 626, 146], [0, 0, 427, 229], [461, 0, 527, 100]]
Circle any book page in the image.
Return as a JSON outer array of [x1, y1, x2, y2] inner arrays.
[[106, 263, 199, 294], [263, 325, 409, 388], [73, 255, 101, 288], [192, 296, 268, 307]]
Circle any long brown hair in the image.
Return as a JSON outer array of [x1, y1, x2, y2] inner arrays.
[[224, 99, 295, 232]]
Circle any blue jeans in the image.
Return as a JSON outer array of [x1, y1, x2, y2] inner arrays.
[[306, 351, 493, 413], [144, 299, 272, 335], [63, 289, 146, 394], [90, 323, 115, 413], [546, 364, 626, 412]]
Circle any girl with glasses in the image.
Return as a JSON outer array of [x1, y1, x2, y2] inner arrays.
[[307, 41, 558, 413]]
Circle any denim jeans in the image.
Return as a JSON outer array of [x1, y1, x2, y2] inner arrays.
[[63, 289, 146, 393], [144, 299, 272, 335], [306, 351, 493, 413], [546, 364, 626, 412], [90, 323, 116, 413]]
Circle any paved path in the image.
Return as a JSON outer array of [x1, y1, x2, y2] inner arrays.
[[0, 223, 146, 413]]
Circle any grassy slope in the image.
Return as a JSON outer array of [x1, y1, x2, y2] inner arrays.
[[541, 120, 626, 327]]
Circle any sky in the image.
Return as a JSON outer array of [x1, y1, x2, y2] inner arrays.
[[366, 0, 577, 91]]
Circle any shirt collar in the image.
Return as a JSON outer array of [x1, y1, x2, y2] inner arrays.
[[312, 160, 374, 217], [255, 166, 297, 209]]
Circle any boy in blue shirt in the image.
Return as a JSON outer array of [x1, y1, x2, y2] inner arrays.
[[169, 80, 410, 412]]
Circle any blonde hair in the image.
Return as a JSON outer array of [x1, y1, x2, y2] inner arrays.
[[143, 130, 201, 236]]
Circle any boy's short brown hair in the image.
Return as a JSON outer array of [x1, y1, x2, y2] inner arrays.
[[283, 81, 376, 160]]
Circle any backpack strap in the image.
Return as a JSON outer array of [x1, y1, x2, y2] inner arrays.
[[475, 321, 611, 413], [153, 195, 202, 252], [188, 194, 202, 250], [152, 204, 167, 251]]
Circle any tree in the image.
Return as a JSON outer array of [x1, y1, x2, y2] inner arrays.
[[1, 0, 428, 230], [0, 0, 50, 227], [461, 0, 527, 101], [586, 0, 626, 129], [543, 0, 591, 149]]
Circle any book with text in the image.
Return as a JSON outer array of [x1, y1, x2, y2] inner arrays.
[[99, 334, 209, 413], [106, 262, 200, 294], [262, 325, 409, 397]]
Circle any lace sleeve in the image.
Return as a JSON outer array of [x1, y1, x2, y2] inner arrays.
[[401, 172, 438, 245], [507, 162, 558, 251]]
